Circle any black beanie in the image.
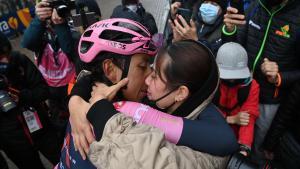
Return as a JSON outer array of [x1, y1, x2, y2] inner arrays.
[[207, 0, 227, 11], [0, 32, 11, 55]]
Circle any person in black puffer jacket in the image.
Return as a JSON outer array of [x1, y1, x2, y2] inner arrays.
[[222, 0, 300, 166], [262, 81, 300, 169]]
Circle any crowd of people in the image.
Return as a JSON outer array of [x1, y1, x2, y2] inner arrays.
[[0, 0, 299, 169]]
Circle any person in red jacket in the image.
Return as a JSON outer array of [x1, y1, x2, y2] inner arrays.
[[214, 42, 260, 157]]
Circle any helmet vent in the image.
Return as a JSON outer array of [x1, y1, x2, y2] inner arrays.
[[83, 30, 93, 37], [80, 41, 94, 54]]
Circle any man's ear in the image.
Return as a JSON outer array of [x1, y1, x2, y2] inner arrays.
[[102, 59, 122, 84], [174, 85, 190, 102]]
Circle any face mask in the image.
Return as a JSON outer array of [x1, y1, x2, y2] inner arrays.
[[199, 3, 219, 24], [222, 79, 246, 87], [149, 87, 178, 110], [0, 62, 10, 75]]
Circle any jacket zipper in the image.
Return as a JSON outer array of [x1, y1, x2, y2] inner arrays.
[[200, 24, 205, 33], [252, 0, 286, 72]]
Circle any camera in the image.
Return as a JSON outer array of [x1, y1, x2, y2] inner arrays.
[[0, 90, 17, 113], [227, 153, 273, 169], [0, 76, 16, 113], [49, 0, 76, 18]]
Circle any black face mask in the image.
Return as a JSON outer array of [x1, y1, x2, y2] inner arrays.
[[147, 87, 178, 110], [266, 0, 284, 7], [222, 79, 246, 87], [0, 62, 10, 75]]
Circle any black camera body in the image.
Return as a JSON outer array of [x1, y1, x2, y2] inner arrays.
[[0, 75, 17, 113], [49, 0, 76, 18], [0, 90, 17, 113], [227, 153, 273, 169]]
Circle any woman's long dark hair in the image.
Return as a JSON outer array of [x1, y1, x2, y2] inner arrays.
[[155, 40, 219, 119]]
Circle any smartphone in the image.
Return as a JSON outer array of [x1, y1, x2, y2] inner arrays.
[[230, 0, 244, 14], [176, 8, 193, 25]]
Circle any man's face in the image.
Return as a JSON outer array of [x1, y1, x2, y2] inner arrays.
[[121, 53, 152, 102]]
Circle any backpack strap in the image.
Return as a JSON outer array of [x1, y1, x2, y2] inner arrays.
[[237, 81, 252, 107]]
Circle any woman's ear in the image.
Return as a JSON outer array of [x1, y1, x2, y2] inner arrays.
[[102, 59, 122, 84], [175, 85, 190, 102]]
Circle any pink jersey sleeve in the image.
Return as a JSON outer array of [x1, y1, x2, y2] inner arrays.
[[113, 101, 183, 144]]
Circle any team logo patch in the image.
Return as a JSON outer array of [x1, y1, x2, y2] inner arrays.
[[275, 25, 290, 38]]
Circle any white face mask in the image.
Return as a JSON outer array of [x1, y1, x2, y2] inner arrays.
[[199, 3, 220, 24]]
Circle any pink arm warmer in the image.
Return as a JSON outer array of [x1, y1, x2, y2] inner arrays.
[[113, 101, 183, 144]]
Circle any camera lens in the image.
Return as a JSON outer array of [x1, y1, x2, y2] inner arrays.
[[56, 4, 69, 18], [0, 90, 17, 113]]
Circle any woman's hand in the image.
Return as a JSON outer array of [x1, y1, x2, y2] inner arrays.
[[89, 78, 129, 105], [69, 96, 94, 160], [227, 111, 250, 126]]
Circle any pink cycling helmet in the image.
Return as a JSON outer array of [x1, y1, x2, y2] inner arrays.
[[78, 18, 158, 63]]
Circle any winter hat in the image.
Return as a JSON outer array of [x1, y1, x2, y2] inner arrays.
[[206, 0, 227, 10]]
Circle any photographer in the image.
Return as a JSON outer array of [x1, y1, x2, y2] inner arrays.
[[0, 32, 61, 169], [22, 0, 77, 134]]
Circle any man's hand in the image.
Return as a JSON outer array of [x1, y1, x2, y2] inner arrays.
[[261, 58, 279, 84], [90, 78, 129, 105], [227, 111, 250, 126], [223, 7, 246, 32], [35, 0, 52, 21], [69, 96, 94, 160], [171, 15, 198, 41], [51, 9, 64, 24], [170, 2, 181, 19]]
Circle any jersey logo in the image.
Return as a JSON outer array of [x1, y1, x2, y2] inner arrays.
[[275, 25, 290, 38]]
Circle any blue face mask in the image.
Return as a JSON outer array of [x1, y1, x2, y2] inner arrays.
[[199, 3, 219, 24]]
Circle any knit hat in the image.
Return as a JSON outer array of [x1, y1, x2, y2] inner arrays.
[[0, 32, 11, 55], [200, 0, 227, 11], [216, 42, 250, 79]]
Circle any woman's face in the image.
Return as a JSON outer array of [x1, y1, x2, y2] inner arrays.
[[122, 53, 152, 102], [145, 54, 177, 109]]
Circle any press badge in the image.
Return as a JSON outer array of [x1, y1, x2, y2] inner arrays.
[[22, 108, 43, 133]]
